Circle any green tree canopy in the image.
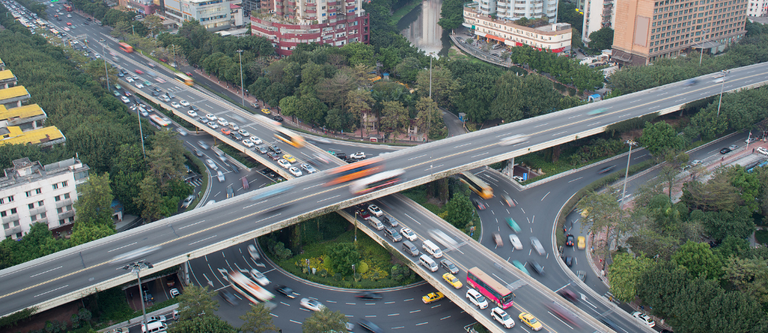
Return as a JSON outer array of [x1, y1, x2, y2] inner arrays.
[[638, 121, 686, 156], [301, 308, 348, 333], [328, 243, 360, 276], [176, 284, 220, 321], [239, 303, 280, 333], [73, 172, 114, 226], [672, 241, 723, 279], [167, 315, 237, 333], [607, 252, 655, 302], [587, 27, 614, 51]]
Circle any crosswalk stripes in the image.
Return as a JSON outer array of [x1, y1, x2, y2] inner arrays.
[[604, 291, 620, 304], [186, 178, 203, 187]]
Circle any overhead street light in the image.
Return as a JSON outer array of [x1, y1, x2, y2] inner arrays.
[[620, 140, 637, 204], [123, 260, 153, 332], [237, 50, 244, 107]]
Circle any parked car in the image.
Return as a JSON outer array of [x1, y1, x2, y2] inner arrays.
[[720, 147, 731, 154]]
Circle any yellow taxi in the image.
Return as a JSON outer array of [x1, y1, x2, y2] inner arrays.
[[422, 292, 444, 304], [577, 236, 586, 250], [442, 273, 463, 289], [283, 154, 297, 163], [519, 312, 543, 331], [580, 208, 591, 218], [261, 108, 271, 115]]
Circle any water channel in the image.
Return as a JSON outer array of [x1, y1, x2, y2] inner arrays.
[[396, 0, 453, 56]]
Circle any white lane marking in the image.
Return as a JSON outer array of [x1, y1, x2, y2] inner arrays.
[[534, 123, 549, 128], [416, 322, 429, 326], [568, 177, 583, 183], [552, 131, 567, 137], [471, 152, 489, 158], [588, 122, 602, 126], [541, 191, 550, 201], [31, 266, 63, 278], [410, 309, 421, 313], [107, 242, 138, 252], [189, 235, 217, 246], [408, 154, 427, 160], [389, 313, 400, 316], [255, 214, 281, 223], [303, 184, 322, 190], [454, 143, 472, 148], [34, 285, 68, 298], [404, 214, 421, 225], [318, 195, 341, 203]]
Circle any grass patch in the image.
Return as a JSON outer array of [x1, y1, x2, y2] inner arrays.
[[183, 150, 208, 210], [756, 230, 768, 245], [218, 143, 261, 168], [390, 0, 423, 25]]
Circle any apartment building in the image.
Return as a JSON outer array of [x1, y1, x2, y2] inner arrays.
[[464, 4, 572, 53], [612, 0, 748, 65], [747, 0, 767, 16], [249, 0, 369, 56], [163, 0, 244, 31], [0, 158, 90, 240], [582, 0, 616, 41], [474, 0, 558, 23]]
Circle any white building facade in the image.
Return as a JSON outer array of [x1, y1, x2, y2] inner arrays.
[[582, 0, 616, 42], [0, 157, 89, 240], [475, 0, 558, 23], [164, 0, 244, 31], [748, 0, 767, 16]]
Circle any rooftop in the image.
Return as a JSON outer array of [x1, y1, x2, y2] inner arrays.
[[0, 157, 88, 189], [0, 104, 45, 121], [0, 70, 15, 82], [0, 86, 30, 102], [0, 126, 65, 147]]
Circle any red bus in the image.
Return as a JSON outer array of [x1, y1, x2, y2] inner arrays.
[[467, 267, 515, 309], [63, 4, 72, 11], [119, 42, 133, 53]]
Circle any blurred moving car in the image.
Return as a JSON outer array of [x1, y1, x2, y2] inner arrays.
[[530, 237, 545, 255], [508, 234, 522, 250], [220, 290, 239, 305], [358, 319, 383, 333], [249, 269, 270, 286], [300, 298, 326, 311], [355, 291, 383, 300], [493, 232, 503, 247]]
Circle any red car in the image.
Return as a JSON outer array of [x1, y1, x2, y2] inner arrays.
[[357, 209, 371, 220], [135, 69, 144, 74], [147, 62, 156, 68], [124, 91, 132, 97]]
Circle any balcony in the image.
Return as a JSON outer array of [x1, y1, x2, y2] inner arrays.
[[56, 198, 73, 209], [4, 225, 21, 237], [328, 1, 337, 4], [1, 214, 19, 224], [58, 210, 75, 220], [305, 8, 317, 13], [306, 2, 316, 5]]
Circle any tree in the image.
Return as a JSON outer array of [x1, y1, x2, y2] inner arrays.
[[681, 174, 743, 212], [438, 0, 466, 30], [658, 151, 689, 200], [587, 27, 614, 51], [328, 243, 359, 276], [143, 15, 163, 38], [607, 252, 655, 302], [671, 277, 723, 333], [379, 101, 409, 141], [134, 176, 164, 222], [393, 57, 424, 83], [691, 207, 755, 242], [341, 42, 376, 67], [168, 315, 237, 333], [415, 66, 460, 109], [147, 130, 186, 189], [414, 97, 442, 139], [73, 172, 115, 226], [301, 308, 348, 333], [176, 284, 220, 321], [70, 221, 115, 246], [722, 256, 768, 304], [240, 303, 280, 333], [706, 290, 768, 333], [725, 166, 761, 213], [346, 89, 375, 138], [672, 241, 723, 279], [637, 261, 691, 318], [576, 190, 634, 257], [443, 193, 475, 230], [638, 121, 686, 156]]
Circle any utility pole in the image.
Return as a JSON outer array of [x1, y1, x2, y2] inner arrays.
[[237, 50, 244, 107], [427, 53, 433, 143]]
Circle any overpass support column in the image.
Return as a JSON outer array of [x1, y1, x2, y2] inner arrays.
[[501, 157, 515, 178]]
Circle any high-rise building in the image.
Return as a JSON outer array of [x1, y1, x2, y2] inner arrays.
[[475, 0, 558, 23], [581, 0, 616, 42], [0, 158, 89, 240], [464, 4, 572, 53], [612, 0, 748, 65], [250, 0, 370, 56], [747, 0, 767, 16], [163, 0, 244, 31]]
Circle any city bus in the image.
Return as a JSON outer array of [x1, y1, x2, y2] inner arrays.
[[118, 42, 133, 53], [349, 169, 405, 195], [467, 267, 515, 309], [174, 72, 193, 86], [274, 127, 305, 148], [227, 270, 275, 304], [459, 172, 493, 199], [148, 114, 170, 127], [326, 158, 384, 186]]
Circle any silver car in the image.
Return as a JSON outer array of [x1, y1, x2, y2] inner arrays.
[[217, 170, 225, 182], [530, 237, 545, 255], [249, 269, 270, 286]]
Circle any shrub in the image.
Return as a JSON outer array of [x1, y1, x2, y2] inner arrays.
[[358, 261, 369, 274]]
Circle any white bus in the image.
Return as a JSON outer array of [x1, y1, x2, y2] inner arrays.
[[227, 270, 274, 304], [148, 114, 171, 127]]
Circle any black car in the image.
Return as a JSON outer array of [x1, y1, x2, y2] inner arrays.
[[528, 260, 545, 275], [269, 144, 282, 154], [231, 133, 243, 141], [220, 290, 239, 305], [565, 234, 574, 247], [267, 152, 280, 161], [558, 289, 578, 303], [472, 199, 486, 210], [598, 165, 616, 174], [441, 259, 459, 274], [563, 256, 573, 267], [720, 147, 731, 154], [355, 291, 383, 300], [190, 105, 199, 112], [358, 319, 383, 333], [275, 285, 298, 299], [273, 115, 283, 122]]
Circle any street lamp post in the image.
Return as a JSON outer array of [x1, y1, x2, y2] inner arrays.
[[131, 24, 135, 36], [102, 44, 110, 92], [620, 140, 637, 204], [427, 54, 433, 143], [699, 29, 710, 66], [353, 211, 358, 243], [123, 260, 153, 332], [237, 50, 244, 107], [716, 74, 726, 117]]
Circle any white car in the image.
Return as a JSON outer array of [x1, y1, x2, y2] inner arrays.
[[288, 166, 303, 177], [206, 113, 217, 121], [171, 102, 181, 108], [170, 288, 180, 298], [217, 118, 229, 127], [242, 139, 255, 148], [300, 298, 326, 312], [120, 96, 130, 103], [131, 75, 139, 80], [758, 147, 768, 156], [135, 82, 144, 89], [530, 237, 545, 255], [125, 77, 134, 83], [277, 159, 291, 169], [217, 170, 225, 182], [508, 234, 522, 250], [205, 158, 218, 170], [249, 269, 270, 286], [632, 312, 655, 327], [238, 129, 250, 137], [207, 122, 219, 129], [466, 289, 489, 309], [247, 244, 260, 260], [491, 307, 515, 329], [300, 163, 317, 174], [146, 315, 166, 323], [400, 227, 417, 241], [368, 204, 383, 217], [250, 136, 262, 145], [179, 100, 190, 107], [187, 110, 197, 117], [350, 152, 366, 159]]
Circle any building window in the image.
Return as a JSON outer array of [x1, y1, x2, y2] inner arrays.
[[62, 181, 68, 187], [64, 193, 70, 199], [66, 205, 72, 211], [25, 191, 31, 198], [8, 196, 13, 203], [59, 219, 65, 225], [55, 195, 61, 202], [40, 212, 46, 219], [0, 198, 3, 204], [53, 184, 58, 190], [2, 223, 7, 230], [28, 203, 35, 209], [35, 188, 42, 195], [57, 207, 63, 214], [10, 208, 16, 214], [38, 200, 44, 207], [0, 211, 5, 218]]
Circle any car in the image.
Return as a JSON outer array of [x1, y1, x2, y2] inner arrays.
[[519, 312, 543, 331], [508, 234, 522, 250], [275, 285, 299, 298], [422, 292, 444, 304], [558, 289, 578, 303], [491, 307, 515, 329], [729, 144, 739, 151], [146, 315, 167, 323], [357, 319, 383, 333], [207, 122, 219, 129], [720, 147, 731, 154], [466, 288, 489, 309], [273, 115, 283, 122], [746, 137, 758, 144], [120, 96, 130, 103], [472, 199, 486, 210], [139, 108, 149, 117], [124, 91, 132, 97], [179, 100, 189, 107], [217, 118, 229, 127], [493, 232, 503, 246], [125, 76, 133, 82], [565, 234, 575, 246], [190, 105, 200, 112], [512, 260, 530, 275], [529, 260, 545, 275], [269, 144, 282, 154], [267, 152, 280, 161], [205, 158, 218, 170], [244, 268, 269, 286], [383, 227, 402, 242], [261, 108, 271, 115], [277, 159, 291, 169], [598, 165, 616, 174], [170, 101, 181, 108], [758, 147, 768, 156], [355, 291, 383, 300], [257, 146, 268, 154], [217, 171, 225, 182], [300, 163, 317, 174], [221, 127, 231, 135], [283, 154, 297, 163], [350, 152, 366, 159], [530, 237, 545, 255], [220, 290, 239, 305], [238, 129, 250, 137], [400, 227, 417, 241], [206, 113, 217, 121], [131, 74, 140, 80], [147, 62, 155, 68], [246, 244, 260, 260], [380, 215, 398, 228], [135, 69, 144, 74], [588, 108, 606, 116], [576, 270, 587, 282], [197, 140, 209, 150], [577, 236, 586, 250], [176, 127, 188, 136], [288, 167, 303, 177], [242, 139, 255, 148], [632, 311, 656, 327], [151, 91, 160, 96], [135, 82, 144, 89], [501, 193, 515, 207], [357, 208, 371, 220], [442, 273, 463, 289], [368, 204, 383, 217], [143, 80, 152, 86], [506, 218, 521, 233], [300, 298, 326, 312], [713, 77, 725, 83], [169, 288, 180, 298], [187, 110, 198, 117]]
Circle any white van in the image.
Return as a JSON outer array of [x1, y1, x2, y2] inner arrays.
[[422, 240, 443, 258], [419, 254, 438, 272], [141, 321, 167, 333], [368, 217, 384, 230]]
